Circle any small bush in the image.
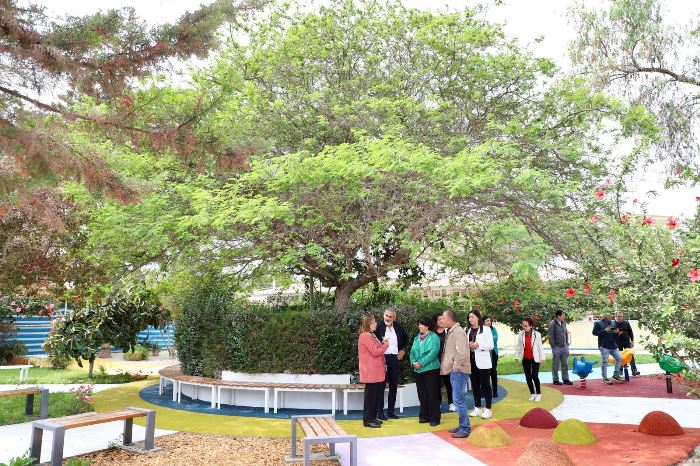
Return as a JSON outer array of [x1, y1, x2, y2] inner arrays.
[[0, 452, 35, 466], [123, 344, 149, 361]]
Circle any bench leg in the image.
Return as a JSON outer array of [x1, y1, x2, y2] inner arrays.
[[290, 417, 298, 458], [303, 440, 311, 466], [330, 441, 335, 457], [124, 418, 133, 445], [144, 410, 156, 450], [211, 385, 216, 409], [40, 389, 49, 419], [274, 389, 278, 413], [350, 438, 357, 466], [159, 377, 163, 395], [25, 393, 35, 416], [50, 427, 65, 466], [264, 389, 269, 413], [172, 381, 178, 402], [331, 390, 336, 415], [400, 388, 404, 414], [30, 425, 43, 464], [343, 391, 348, 416]]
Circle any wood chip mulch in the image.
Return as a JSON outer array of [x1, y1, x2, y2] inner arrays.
[[70, 432, 342, 466]]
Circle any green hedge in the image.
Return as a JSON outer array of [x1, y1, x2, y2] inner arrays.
[[174, 285, 463, 382]]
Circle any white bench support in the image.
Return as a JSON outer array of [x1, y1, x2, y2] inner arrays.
[[274, 388, 336, 414], [176, 380, 217, 409], [288, 414, 357, 466], [342, 386, 404, 415], [0, 365, 31, 383], [217, 385, 270, 413]]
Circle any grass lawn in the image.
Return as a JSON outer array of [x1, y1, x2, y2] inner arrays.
[[0, 392, 94, 426], [496, 353, 657, 375], [0, 367, 149, 385]]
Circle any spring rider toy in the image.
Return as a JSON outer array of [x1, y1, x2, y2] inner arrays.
[[610, 347, 635, 382], [572, 356, 597, 389], [659, 354, 685, 394]]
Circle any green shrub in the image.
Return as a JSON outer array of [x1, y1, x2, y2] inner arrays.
[[174, 284, 465, 383], [122, 344, 149, 361], [0, 452, 34, 466]]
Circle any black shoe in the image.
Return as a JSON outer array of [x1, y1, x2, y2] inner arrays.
[[451, 430, 470, 438], [632, 371, 641, 376], [563, 380, 573, 385], [448, 427, 460, 433], [553, 381, 563, 385], [419, 418, 428, 423], [387, 413, 400, 419], [430, 421, 440, 427], [363, 421, 381, 428], [374, 419, 383, 424], [377, 414, 388, 421]]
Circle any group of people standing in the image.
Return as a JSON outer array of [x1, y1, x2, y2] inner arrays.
[[357, 307, 500, 437]]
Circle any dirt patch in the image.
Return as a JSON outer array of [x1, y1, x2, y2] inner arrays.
[[70, 432, 341, 466]]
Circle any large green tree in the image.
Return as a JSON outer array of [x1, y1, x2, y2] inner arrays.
[[570, 0, 700, 177]]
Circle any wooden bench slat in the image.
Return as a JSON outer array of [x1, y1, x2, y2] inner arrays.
[[297, 417, 316, 437], [0, 388, 41, 397], [52, 409, 146, 429], [317, 416, 343, 436], [306, 416, 326, 437]]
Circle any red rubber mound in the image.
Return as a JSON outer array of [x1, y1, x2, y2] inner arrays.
[[516, 439, 574, 466], [638, 411, 685, 436], [519, 407, 559, 429]]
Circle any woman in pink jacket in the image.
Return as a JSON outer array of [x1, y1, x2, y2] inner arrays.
[[358, 314, 389, 428]]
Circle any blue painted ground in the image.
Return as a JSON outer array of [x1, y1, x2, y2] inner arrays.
[[140, 383, 507, 420]]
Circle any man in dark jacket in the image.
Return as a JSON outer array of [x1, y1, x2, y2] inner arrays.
[[614, 311, 640, 376], [374, 307, 408, 419], [592, 315, 624, 384]]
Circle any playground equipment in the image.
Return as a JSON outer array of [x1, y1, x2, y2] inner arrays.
[[572, 356, 597, 389], [658, 355, 685, 394], [610, 348, 635, 382]]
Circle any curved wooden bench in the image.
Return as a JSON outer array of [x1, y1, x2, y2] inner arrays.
[[0, 388, 48, 419], [287, 414, 356, 466], [29, 407, 155, 466]]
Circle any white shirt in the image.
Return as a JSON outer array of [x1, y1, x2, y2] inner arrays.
[[384, 324, 398, 354]]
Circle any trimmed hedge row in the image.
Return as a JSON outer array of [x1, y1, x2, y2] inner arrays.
[[174, 286, 463, 382]]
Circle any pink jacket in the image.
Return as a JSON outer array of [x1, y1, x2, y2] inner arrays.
[[358, 332, 389, 383]]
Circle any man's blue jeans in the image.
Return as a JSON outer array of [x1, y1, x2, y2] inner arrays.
[[599, 346, 622, 379], [449, 371, 471, 434]]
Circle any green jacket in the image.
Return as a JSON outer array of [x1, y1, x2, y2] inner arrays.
[[409, 331, 440, 373]]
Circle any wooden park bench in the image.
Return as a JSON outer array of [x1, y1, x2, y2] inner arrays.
[[0, 388, 48, 419], [287, 414, 356, 466], [29, 407, 156, 466]]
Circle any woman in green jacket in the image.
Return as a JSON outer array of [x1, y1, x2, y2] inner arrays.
[[410, 315, 441, 426]]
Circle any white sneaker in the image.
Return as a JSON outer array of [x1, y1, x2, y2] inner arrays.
[[448, 403, 456, 412], [469, 407, 483, 417], [534, 394, 541, 402], [481, 408, 493, 419], [529, 394, 536, 401]]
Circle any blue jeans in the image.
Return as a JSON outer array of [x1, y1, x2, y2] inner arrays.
[[450, 371, 471, 434], [600, 346, 622, 379]]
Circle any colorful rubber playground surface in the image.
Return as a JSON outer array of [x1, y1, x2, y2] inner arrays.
[[2, 362, 699, 465]]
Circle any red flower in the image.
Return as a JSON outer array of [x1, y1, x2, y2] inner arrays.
[[689, 268, 700, 282], [565, 288, 576, 297], [591, 214, 600, 223], [675, 166, 684, 175], [609, 289, 616, 301], [583, 283, 592, 294], [15, 307, 21, 313], [666, 217, 678, 229], [513, 299, 520, 307], [696, 196, 700, 202], [620, 215, 629, 224], [633, 198, 638, 204], [516, 307, 523, 313], [595, 189, 606, 199], [672, 258, 681, 268], [534, 316, 541, 321], [643, 216, 655, 225]]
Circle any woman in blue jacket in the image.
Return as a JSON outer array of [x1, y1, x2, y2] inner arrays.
[[410, 315, 441, 426]]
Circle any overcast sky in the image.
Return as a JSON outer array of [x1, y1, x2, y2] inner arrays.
[[36, 0, 700, 218]]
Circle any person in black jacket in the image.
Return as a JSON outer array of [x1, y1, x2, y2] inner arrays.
[[373, 307, 408, 419], [614, 311, 640, 376]]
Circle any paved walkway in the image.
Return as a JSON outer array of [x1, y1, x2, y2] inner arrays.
[[501, 362, 662, 384], [0, 383, 119, 393]]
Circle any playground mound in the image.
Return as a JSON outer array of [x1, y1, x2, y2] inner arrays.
[[516, 439, 574, 466], [551, 419, 597, 445], [467, 422, 513, 447], [519, 407, 559, 429], [638, 411, 685, 436]]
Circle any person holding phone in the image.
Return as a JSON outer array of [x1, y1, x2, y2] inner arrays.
[[592, 314, 624, 385], [358, 315, 390, 428]]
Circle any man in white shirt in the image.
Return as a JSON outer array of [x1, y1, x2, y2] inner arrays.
[[373, 307, 408, 419]]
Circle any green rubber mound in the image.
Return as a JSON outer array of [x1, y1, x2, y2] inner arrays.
[[467, 422, 513, 447], [552, 419, 597, 445], [516, 439, 574, 466]]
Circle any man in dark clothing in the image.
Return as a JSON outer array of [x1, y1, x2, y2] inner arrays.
[[592, 315, 624, 384], [547, 310, 572, 385], [614, 311, 640, 376], [374, 307, 408, 419]]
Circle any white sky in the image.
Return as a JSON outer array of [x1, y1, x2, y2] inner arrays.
[[38, 0, 700, 218]]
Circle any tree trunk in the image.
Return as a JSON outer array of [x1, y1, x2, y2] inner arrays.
[[88, 355, 95, 378], [333, 280, 368, 311]]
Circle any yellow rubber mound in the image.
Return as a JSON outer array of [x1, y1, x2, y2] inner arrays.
[[467, 422, 512, 447], [552, 418, 597, 445]]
